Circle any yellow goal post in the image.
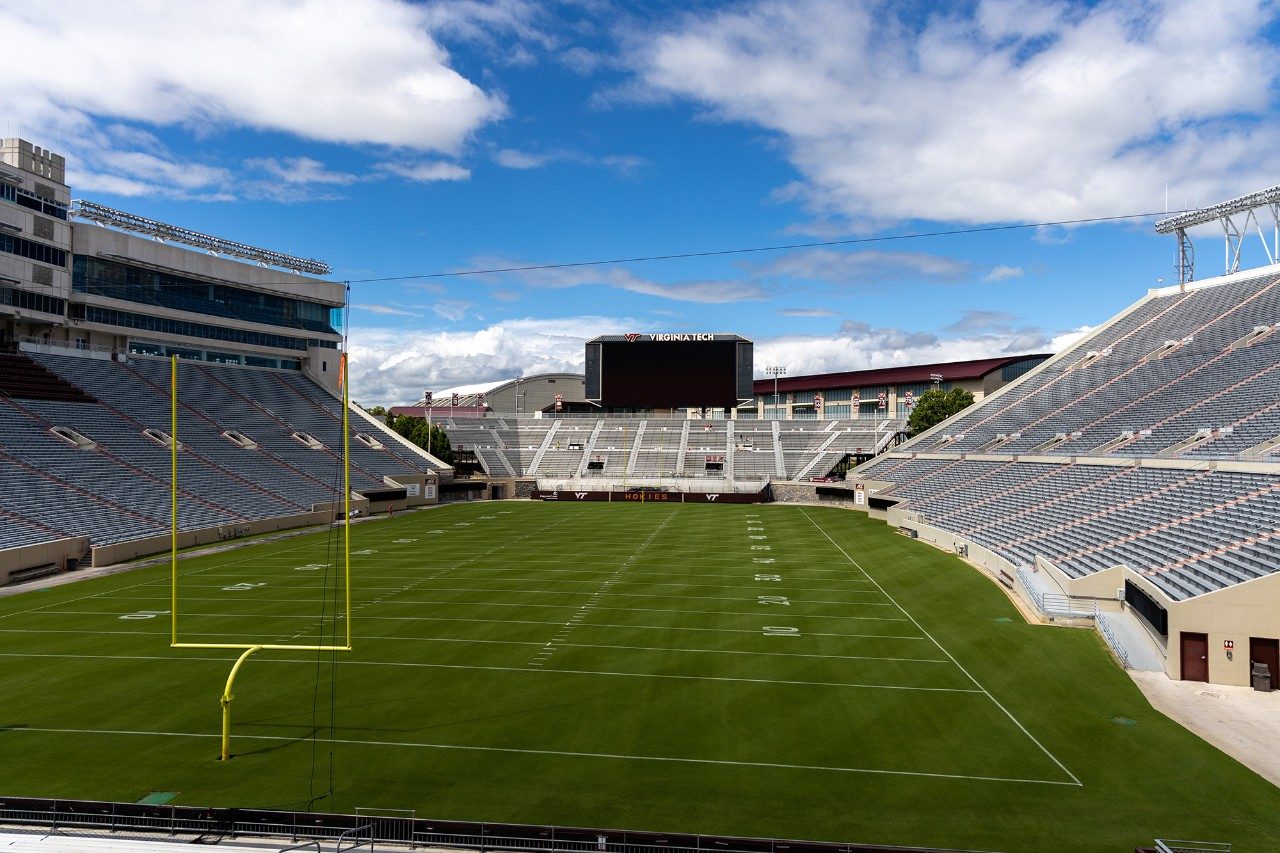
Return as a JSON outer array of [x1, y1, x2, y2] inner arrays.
[[167, 354, 354, 759]]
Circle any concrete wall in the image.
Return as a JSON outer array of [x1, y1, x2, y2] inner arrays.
[[89, 500, 368, 567], [0, 536, 90, 585]]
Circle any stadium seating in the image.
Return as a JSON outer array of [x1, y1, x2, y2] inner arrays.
[[857, 269, 1280, 601], [443, 415, 897, 486], [0, 349, 443, 553]]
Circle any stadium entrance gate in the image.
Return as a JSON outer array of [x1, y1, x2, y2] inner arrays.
[[1180, 632, 1209, 682]]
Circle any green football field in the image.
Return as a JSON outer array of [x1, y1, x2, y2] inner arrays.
[[2, 501, 1278, 851]]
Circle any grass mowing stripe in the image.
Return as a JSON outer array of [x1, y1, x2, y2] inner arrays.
[[0, 652, 978, 693], [798, 507, 1083, 787], [6, 727, 1076, 787]]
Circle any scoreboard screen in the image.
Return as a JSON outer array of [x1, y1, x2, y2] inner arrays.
[[585, 334, 753, 408]]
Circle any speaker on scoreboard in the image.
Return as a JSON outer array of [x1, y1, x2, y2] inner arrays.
[[584, 341, 602, 402]]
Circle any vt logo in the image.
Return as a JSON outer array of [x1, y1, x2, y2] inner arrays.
[[575, 492, 588, 499], [623, 333, 642, 342]]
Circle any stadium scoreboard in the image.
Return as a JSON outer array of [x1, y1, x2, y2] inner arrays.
[[585, 333, 753, 408]]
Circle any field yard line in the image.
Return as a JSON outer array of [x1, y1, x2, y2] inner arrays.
[[553, 640, 949, 664], [7, 726, 1076, 786], [0, 651, 979, 693], [0, 615, 925, 641], [33, 602, 910, 623], [798, 508, 1083, 788], [361, 566, 877, 582], [0, 539, 318, 623]]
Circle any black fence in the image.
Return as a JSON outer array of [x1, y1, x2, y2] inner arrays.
[[0, 797, 981, 853]]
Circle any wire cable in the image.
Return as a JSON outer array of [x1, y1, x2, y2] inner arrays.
[[344, 209, 1191, 284]]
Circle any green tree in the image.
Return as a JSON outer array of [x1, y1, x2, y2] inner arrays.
[[907, 387, 975, 436], [384, 414, 454, 464]]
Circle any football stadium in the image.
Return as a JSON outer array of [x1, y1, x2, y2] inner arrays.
[[2, 128, 1280, 853]]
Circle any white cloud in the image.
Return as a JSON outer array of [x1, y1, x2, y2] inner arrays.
[[377, 160, 472, 182], [347, 315, 634, 406], [0, 0, 503, 152], [431, 300, 473, 321], [492, 147, 647, 175], [353, 303, 421, 318], [478, 259, 768, 303], [0, 0, 504, 198], [495, 149, 552, 169], [983, 265, 1024, 282], [780, 308, 838, 318], [628, 0, 1280, 225], [754, 248, 973, 285], [246, 157, 361, 186], [752, 318, 1073, 379]]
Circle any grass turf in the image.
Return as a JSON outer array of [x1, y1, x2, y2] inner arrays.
[[1, 501, 1278, 851]]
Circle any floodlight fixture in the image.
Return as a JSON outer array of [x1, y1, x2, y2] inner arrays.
[[71, 199, 332, 276], [1154, 184, 1280, 283]]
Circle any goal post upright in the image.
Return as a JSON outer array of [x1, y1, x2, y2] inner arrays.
[[167, 352, 354, 761]]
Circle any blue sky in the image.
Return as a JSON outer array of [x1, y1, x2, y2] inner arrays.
[[3, 0, 1279, 406]]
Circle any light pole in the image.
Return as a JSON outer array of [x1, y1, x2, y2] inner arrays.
[[766, 366, 786, 419]]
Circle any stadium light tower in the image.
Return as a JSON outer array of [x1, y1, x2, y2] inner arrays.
[[1155, 183, 1280, 284], [766, 365, 786, 419]]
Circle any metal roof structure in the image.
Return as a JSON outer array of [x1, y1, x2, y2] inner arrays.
[[751, 354, 1051, 395], [71, 199, 331, 276]]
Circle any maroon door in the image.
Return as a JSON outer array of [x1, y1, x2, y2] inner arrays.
[[1250, 637, 1279, 684], [1180, 632, 1209, 682]]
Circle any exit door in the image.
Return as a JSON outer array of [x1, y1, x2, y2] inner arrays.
[[1180, 632, 1209, 682]]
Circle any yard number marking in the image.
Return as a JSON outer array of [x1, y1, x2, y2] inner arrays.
[[762, 625, 800, 636], [749, 535, 767, 540], [294, 563, 329, 571], [119, 610, 171, 620], [757, 595, 790, 605], [752, 558, 776, 564], [394, 538, 419, 544], [353, 549, 377, 556], [222, 582, 266, 591], [751, 545, 772, 551], [754, 573, 782, 582]]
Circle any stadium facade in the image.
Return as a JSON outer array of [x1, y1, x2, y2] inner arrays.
[[1, 138, 345, 389], [0, 139, 447, 583]]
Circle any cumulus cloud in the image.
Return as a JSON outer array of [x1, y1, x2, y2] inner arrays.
[[346, 315, 634, 405], [628, 0, 1280, 224], [346, 309, 1093, 408], [0, 0, 503, 198], [752, 318, 1078, 379]]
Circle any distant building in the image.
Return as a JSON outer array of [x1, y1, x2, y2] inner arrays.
[[0, 138, 344, 390], [390, 373, 589, 417], [750, 355, 1051, 419]]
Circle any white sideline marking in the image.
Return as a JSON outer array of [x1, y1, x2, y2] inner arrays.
[[798, 508, 1083, 787], [7, 726, 1076, 786], [0, 652, 980, 694]]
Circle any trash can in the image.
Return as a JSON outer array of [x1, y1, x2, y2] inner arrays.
[[1251, 661, 1272, 692]]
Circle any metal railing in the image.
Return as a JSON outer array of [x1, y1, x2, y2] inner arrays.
[[0, 796, 982, 853], [1096, 613, 1131, 669], [1014, 567, 1098, 619]]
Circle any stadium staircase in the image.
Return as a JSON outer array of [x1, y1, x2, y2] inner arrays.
[[526, 421, 560, 476]]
